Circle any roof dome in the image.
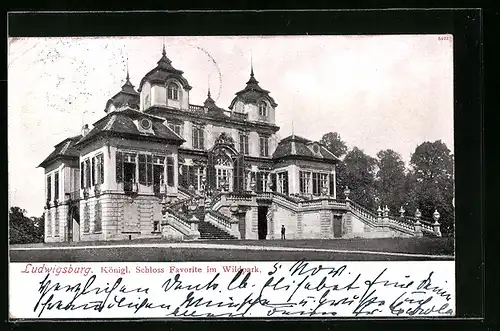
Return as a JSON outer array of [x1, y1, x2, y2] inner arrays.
[[138, 45, 192, 92], [104, 70, 140, 112], [228, 65, 277, 110]]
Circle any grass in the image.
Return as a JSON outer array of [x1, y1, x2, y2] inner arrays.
[[9, 237, 454, 262]]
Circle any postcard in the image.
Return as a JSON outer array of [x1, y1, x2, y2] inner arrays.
[[8, 34, 455, 319]]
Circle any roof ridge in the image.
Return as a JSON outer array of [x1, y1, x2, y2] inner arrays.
[[102, 115, 117, 132], [60, 140, 72, 155]]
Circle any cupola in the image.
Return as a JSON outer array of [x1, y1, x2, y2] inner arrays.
[[104, 67, 140, 113]]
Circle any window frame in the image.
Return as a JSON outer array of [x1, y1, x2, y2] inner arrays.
[[258, 101, 268, 117], [239, 132, 249, 155], [259, 135, 269, 157], [167, 82, 180, 101], [192, 125, 205, 150]]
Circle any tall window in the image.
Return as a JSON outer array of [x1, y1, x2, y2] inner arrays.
[[258, 171, 270, 192], [239, 132, 249, 155], [258, 101, 267, 117], [54, 172, 59, 201], [215, 155, 232, 191], [46, 175, 51, 201], [85, 159, 91, 188], [277, 171, 289, 195], [168, 122, 183, 136], [192, 125, 205, 149], [98, 154, 104, 184], [153, 155, 165, 194], [91, 157, 96, 186], [167, 83, 179, 100], [122, 153, 137, 192], [320, 173, 329, 195], [166, 154, 175, 186], [299, 171, 311, 195], [312, 173, 320, 195], [259, 136, 269, 157], [196, 166, 205, 191], [80, 161, 84, 188]]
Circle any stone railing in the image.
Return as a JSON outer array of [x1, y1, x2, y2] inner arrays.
[[188, 104, 205, 112], [230, 112, 248, 120], [386, 216, 416, 232], [166, 208, 191, 230], [350, 200, 378, 222], [206, 209, 232, 231], [224, 192, 253, 201], [209, 192, 223, 208]]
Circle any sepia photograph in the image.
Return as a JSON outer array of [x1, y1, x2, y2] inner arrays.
[[8, 35, 455, 263]]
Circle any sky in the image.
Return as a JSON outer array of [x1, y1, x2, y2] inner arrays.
[[8, 35, 454, 216]]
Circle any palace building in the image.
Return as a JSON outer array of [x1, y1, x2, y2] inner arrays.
[[39, 46, 442, 242]]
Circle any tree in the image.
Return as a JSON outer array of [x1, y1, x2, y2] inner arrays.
[[409, 140, 454, 235], [9, 207, 45, 244], [340, 147, 377, 209], [375, 149, 407, 214], [319, 132, 348, 158]]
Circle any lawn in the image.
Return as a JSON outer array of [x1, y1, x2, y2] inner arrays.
[[9, 237, 454, 262]]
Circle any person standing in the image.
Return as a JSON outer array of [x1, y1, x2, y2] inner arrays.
[[281, 225, 286, 240]]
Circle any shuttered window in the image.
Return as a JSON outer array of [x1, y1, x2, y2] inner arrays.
[[233, 155, 245, 192], [116, 151, 123, 183], [46, 175, 51, 201], [91, 157, 96, 186], [54, 172, 59, 201], [146, 155, 153, 186], [99, 154, 104, 184], [85, 159, 91, 188], [207, 153, 216, 191], [166, 155, 175, 186], [80, 162, 84, 188], [329, 174, 335, 197], [138, 154, 147, 185]]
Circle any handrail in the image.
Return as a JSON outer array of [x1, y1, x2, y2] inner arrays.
[[205, 210, 232, 230], [166, 208, 191, 229], [188, 104, 205, 112]]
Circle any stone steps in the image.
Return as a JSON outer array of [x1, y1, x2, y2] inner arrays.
[[198, 221, 236, 240]]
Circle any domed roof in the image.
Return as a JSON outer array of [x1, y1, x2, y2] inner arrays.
[[204, 88, 227, 119], [138, 45, 192, 92], [228, 65, 277, 110], [104, 71, 140, 112]]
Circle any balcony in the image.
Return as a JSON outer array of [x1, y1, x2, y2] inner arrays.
[[230, 112, 248, 120], [188, 104, 205, 112], [124, 181, 139, 195], [94, 184, 101, 197]]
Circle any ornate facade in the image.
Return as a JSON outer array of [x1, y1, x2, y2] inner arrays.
[[39, 46, 442, 242]]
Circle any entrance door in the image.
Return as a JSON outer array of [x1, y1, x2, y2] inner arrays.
[[333, 215, 342, 238], [257, 206, 268, 240], [238, 213, 246, 239], [153, 164, 164, 195]]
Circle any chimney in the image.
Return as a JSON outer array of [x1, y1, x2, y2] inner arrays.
[[82, 124, 89, 137]]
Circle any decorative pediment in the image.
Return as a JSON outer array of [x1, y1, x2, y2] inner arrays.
[[214, 132, 235, 147]]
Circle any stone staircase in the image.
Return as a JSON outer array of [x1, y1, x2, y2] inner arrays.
[[198, 220, 237, 240]]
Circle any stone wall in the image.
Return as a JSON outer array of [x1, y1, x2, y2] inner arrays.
[[78, 193, 165, 242], [44, 204, 69, 243]]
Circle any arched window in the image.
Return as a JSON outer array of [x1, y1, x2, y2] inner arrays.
[[215, 154, 233, 191], [167, 82, 180, 101], [258, 101, 267, 117]]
